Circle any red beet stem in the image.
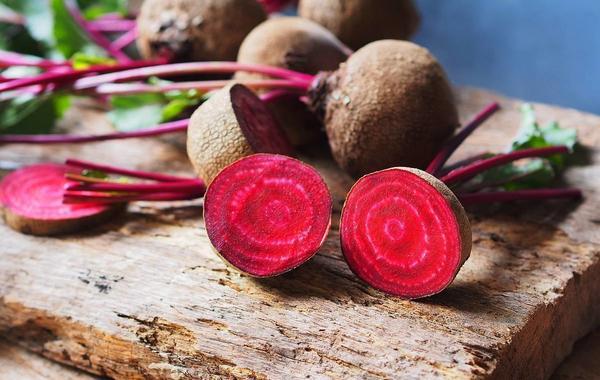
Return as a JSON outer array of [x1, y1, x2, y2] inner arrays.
[[258, 0, 296, 13], [87, 19, 137, 33], [73, 62, 315, 90], [0, 50, 71, 69], [111, 28, 138, 51], [0, 119, 189, 144], [65, 180, 205, 194], [65, 159, 191, 182], [63, 191, 203, 204], [0, 59, 165, 93], [64, 0, 131, 63], [427, 102, 500, 175], [95, 79, 308, 95], [458, 188, 582, 206], [441, 146, 569, 185], [259, 89, 300, 104]]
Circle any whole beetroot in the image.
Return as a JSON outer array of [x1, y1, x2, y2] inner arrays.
[[137, 0, 267, 62], [298, 0, 420, 50], [309, 40, 458, 177]]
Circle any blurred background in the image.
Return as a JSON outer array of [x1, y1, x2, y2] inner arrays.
[[413, 0, 600, 114]]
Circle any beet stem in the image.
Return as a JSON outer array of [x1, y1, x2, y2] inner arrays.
[[0, 59, 165, 93], [0, 50, 70, 69], [87, 19, 137, 33], [427, 102, 500, 175], [0, 118, 189, 144], [73, 62, 315, 90], [111, 28, 138, 51], [458, 188, 582, 206], [441, 146, 569, 185], [66, 159, 192, 182], [64, 0, 132, 63], [65, 180, 205, 194], [95, 79, 308, 95], [63, 191, 204, 204], [259, 90, 300, 104]]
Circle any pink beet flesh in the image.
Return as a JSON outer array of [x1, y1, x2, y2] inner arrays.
[[341, 169, 463, 299], [204, 154, 332, 277], [0, 164, 111, 221]]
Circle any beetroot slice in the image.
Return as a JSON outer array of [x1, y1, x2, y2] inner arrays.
[[340, 168, 471, 299], [204, 154, 332, 277], [0, 163, 117, 235], [231, 84, 294, 156]]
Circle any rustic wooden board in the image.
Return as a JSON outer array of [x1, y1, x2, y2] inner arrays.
[[0, 88, 598, 379], [0, 339, 98, 379]]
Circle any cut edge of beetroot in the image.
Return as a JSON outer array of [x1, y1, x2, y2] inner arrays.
[[230, 84, 295, 157], [204, 153, 332, 277], [340, 167, 471, 299], [0, 163, 118, 235]]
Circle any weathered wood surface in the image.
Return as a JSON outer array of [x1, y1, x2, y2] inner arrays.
[[0, 88, 598, 379], [0, 339, 99, 379]]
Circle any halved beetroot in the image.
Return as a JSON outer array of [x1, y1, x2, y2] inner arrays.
[[0, 163, 119, 235], [204, 154, 332, 277], [340, 167, 471, 299]]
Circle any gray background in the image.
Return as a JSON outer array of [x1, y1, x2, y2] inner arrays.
[[413, 0, 600, 114]]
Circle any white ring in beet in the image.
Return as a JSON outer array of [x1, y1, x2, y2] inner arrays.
[[340, 167, 471, 299], [204, 154, 332, 277], [0, 164, 118, 236]]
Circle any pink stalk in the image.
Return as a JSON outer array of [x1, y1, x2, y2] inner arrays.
[[66, 180, 204, 194], [64, 0, 132, 63], [436, 152, 493, 177], [258, 0, 296, 13], [0, 59, 165, 93], [259, 89, 300, 104], [458, 188, 582, 206], [0, 7, 25, 25], [427, 102, 501, 175], [73, 62, 315, 90], [87, 19, 137, 33], [63, 191, 203, 204], [66, 158, 191, 182], [0, 50, 71, 69], [111, 28, 138, 51], [441, 146, 569, 185], [95, 79, 308, 95], [0, 119, 189, 145]]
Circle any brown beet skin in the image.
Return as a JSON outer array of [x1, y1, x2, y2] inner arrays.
[[137, 0, 266, 62], [298, 0, 420, 50], [309, 40, 459, 178], [236, 17, 350, 146]]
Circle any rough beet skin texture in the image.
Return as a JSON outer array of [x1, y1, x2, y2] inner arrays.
[[137, 0, 267, 62], [186, 84, 293, 184], [236, 16, 351, 146], [309, 40, 459, 178], [0, 164, 119, 236], [340, 167, 471, 299], [298, 0, 420, 50], [204, 154, 333, 277]]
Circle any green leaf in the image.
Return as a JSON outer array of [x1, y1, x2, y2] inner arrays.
[[0, 94, 69, 134], [51, 0, 104, 59], [107, 93, 165, 131], [78, 0, 127, 20], [71, 52, 116, 69], [1, 0, 54, 51]]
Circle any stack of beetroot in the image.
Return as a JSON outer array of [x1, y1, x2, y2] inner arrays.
[[0, 0, 582, 299]]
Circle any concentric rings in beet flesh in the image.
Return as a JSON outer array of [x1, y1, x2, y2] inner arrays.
[[0, 163, 116, 235], [340, 168, 471, 299], [204, 154, 333, 277]]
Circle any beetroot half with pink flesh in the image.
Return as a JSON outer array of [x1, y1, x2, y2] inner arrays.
[[340, 168, 471, 299], [204, 154, 332, 277], [0, 163, 118, 235]]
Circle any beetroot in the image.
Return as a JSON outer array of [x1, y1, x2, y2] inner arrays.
[[204, 154, 332, 277], [0, 164, 119, 235], [341, 167, 471, 299]]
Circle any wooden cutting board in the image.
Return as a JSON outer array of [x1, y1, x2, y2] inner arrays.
[[0, 88, 598, 379]]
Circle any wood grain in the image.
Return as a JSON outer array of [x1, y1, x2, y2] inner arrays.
[[0, 88, 599, 379]]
